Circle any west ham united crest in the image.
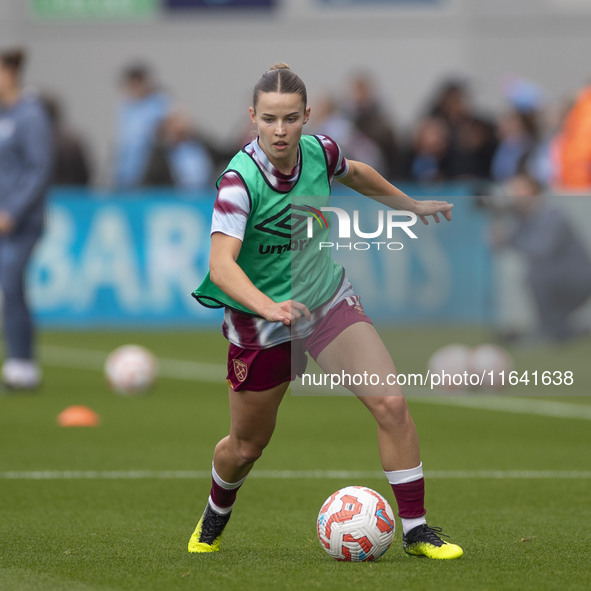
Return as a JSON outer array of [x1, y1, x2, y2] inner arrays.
[[233, 359, 248, 383]]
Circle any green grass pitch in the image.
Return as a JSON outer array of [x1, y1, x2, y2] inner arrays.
[[1, 329, 590, 591]]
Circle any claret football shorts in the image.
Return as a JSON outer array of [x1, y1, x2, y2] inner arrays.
[[226, 296, 372, 391]]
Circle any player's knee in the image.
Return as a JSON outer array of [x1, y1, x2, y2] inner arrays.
[[236, 440, 266, 465], [373, 395, 412, 427]]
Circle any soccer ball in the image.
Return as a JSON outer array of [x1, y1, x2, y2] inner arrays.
[[104, 345, 157, 395], [317, 486, 395, 561], [427, 344, 472, 390], [469, 344, 513, 390]]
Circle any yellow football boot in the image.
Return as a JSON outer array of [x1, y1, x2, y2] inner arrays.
[[188, 505, 231, 553], [403, 524, 463, 560]]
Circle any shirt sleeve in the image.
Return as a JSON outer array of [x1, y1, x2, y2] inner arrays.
[[315, 134, 349, 181], [211, 171, 251, 241]]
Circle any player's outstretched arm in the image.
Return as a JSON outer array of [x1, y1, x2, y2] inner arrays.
[[339, 159, 453, 225], [209, 232, 310, 325]]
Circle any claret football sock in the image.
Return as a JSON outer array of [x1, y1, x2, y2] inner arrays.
[[384, 462, 427, 532], [209, 461, 247, 513]]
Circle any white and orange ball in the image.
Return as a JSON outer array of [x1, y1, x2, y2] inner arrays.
[[104, 345, 157, 395], [317, 486, 395, 562]]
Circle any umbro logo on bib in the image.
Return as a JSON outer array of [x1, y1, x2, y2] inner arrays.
[[255, 205, 312, 239]]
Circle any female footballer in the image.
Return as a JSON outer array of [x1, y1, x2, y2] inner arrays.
[[189, 64, 463, 560]]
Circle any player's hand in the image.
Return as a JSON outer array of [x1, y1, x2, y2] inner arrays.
[[0, 211, 15, 235], [263, 300, 311, 326], [412, 200, 454, 225]]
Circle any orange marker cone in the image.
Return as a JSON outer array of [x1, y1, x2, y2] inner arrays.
[[57, 405, 101, 427]]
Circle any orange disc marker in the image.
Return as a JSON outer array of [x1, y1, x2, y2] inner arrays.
[[57, 405, 101, 427]]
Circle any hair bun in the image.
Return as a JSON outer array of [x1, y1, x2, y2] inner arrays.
[[268, 62, 291, 71]]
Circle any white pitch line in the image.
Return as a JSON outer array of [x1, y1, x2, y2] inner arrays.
[[41, 345, 224, 382], [1, 470, 590, 480], [411, 395, 591, 421]]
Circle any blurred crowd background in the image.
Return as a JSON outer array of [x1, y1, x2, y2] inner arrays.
[[2, 0, 591, 193], [29, 62, 591, 193], [42, 62, 591, 190]]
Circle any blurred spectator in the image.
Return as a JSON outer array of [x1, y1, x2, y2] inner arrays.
[[400, 116, 450, 183], [310, 93, 384, 172], [503, 76, 545, 116], [429, 78, 471, 129], [142, 108, 214, 191], [527, 102, 570, 187], [346, 72, 398, 178], [490, 109, 538, 183], [492, 173, 591, 341], [0, 46, 53, 390], [450, 116, 497, 180], [501, 76, 557, 186], [553, 83, 591, 190], [428, 77, 496, 180], [113, 62, 171, 189], [41, 93, 92, 186]]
